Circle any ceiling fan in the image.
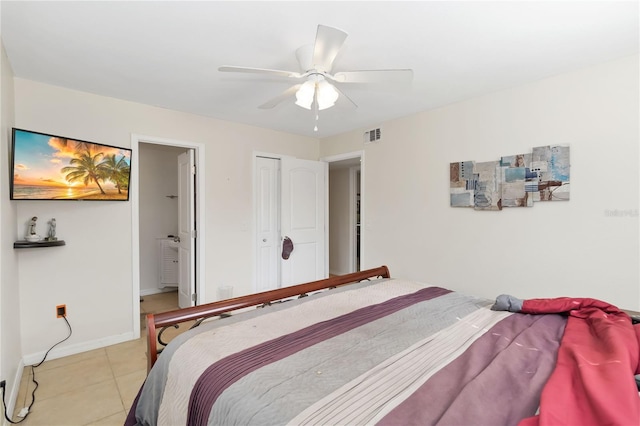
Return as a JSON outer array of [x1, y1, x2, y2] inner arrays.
[[219, 24, 413, 130]]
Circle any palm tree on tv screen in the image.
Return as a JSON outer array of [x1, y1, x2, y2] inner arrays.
[[100, 154, 130, 194], [61, 148, 107, 194]]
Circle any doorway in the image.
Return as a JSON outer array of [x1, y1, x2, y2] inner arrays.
[[252, 151, 363, 292], [327, 154, 362, 275], [138, 143, 187, 313], [130, 134, 206, 338]]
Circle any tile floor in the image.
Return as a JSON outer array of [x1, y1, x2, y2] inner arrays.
[[10, 291, 178, 426]]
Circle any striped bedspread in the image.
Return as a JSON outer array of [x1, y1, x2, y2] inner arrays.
[[129, 278, 566, 426]]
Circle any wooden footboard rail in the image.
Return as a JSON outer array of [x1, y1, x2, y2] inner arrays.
[[146, 265, 391, 371]]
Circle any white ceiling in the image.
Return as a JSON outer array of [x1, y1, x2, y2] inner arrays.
[[1, 1, 638, 139]]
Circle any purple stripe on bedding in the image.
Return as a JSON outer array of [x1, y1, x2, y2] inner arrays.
[[187, 286, 452, 426], [378, 313, 566, 426], [124, 384, 142, 426]]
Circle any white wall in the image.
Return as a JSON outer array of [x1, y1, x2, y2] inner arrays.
[[0, 40, 22, 416], [13, 79, 319, 360], [329, 168, 352, 275], [320, 55, 640, 309], [139, 143, 185, 296]]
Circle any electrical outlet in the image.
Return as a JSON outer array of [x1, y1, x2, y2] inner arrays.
[[0, 380, 6, 389], [56, 304, 66, 318]]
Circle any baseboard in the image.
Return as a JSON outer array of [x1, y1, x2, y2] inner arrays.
[[22, 331, 136, 366], [140, 287, 177, 297], [5, 358, 25, 423]]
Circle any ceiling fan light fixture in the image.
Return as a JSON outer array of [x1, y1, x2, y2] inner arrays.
[[295, 80, 315, 110], [316, 81, 339, 110], [219, 24, 413, 120]]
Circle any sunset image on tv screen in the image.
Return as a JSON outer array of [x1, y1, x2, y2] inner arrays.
[[12, 129, 131, 200]]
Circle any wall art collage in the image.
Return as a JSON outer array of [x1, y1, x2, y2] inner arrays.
[[450, 145, 570, 211]]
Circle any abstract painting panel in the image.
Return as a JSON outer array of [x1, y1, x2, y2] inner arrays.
[[450, 161, 475, 207], [531, 145, 570, 201], [500, 153, 533, 207], [473, 161, 502, 211]]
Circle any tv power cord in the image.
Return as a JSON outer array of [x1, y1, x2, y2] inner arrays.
[[1, 314, 72, 423]]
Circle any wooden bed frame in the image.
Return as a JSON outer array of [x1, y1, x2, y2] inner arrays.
[[146, 265, 391, 371]]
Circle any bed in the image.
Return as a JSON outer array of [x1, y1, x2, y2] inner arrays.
[[126, 266, 640, 426]]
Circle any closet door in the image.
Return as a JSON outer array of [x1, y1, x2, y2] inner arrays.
[[255, 157, 280, 292]]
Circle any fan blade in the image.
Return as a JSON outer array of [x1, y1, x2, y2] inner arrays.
[[258, 84, 302, 109], [219, 66, 302, 79], [332, 84, 358, 109], [312, 25, 348, 72], [332, 69, 413, 84]]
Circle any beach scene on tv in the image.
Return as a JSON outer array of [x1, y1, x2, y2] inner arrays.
[[12, 130, 131, 200]]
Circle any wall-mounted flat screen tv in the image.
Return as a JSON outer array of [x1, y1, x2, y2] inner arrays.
[[11, 128, 132, 201]]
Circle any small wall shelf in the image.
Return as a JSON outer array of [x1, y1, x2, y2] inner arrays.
[[14, 240, 66, 249]]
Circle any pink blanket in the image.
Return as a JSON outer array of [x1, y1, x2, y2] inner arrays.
[[518, 297, 640, 426]]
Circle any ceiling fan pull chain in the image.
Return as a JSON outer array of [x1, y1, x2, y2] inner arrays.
[[314, 92, 319, 132]]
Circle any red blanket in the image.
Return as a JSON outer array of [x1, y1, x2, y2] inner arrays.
[[518, 297, 640, 426]]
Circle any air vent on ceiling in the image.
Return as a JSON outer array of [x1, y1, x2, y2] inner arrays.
[[364, 128, 382, 144]]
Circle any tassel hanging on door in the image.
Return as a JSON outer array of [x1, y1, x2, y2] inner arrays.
[[282, 236, 294, 260]]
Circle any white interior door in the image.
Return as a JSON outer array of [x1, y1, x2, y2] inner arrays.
[[178, 150, 196, 308], [255, 157, 280, 292], [281, 157, 327, 287]]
